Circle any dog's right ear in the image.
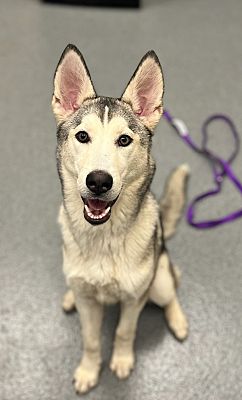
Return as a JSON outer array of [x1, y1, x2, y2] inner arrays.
[[52, 44, 96, 124]]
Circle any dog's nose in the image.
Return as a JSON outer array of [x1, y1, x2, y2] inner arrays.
[[86, 170, 113, 195]]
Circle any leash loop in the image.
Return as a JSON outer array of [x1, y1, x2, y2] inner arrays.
[[163, 109, 242, 229]]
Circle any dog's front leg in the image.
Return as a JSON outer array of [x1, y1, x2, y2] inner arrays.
[[72, 292, 103, 394], [110, 295, 147, 379]]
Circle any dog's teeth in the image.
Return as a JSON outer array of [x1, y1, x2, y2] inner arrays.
[[85, 203, 111, 220]]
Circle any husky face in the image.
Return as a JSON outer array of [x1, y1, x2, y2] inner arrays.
[[53, 45, 164, 225]]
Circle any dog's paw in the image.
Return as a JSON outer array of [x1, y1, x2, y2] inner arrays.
[[73, 364, 99, 394], [110, 353, 134, 379], [168, 312, 189, 341], [62, 289, 76, 313]]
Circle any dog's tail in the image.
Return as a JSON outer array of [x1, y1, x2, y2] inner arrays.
[[160, 163, 190, 239]]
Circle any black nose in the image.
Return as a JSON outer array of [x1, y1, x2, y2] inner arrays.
[[86, 170, 113, 195]]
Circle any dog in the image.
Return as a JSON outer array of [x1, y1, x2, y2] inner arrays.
[[52, 44, 189, 394]]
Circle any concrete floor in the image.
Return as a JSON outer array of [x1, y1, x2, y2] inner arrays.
[[1, 0, 242, 399]]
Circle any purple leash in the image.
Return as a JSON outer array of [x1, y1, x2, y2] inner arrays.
[[163, 109, 242, 229]]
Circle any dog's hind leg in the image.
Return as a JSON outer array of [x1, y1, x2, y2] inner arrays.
[[62, 289, 76, 312], [149, 252, 188, 341], [164, 295, 189, 341]]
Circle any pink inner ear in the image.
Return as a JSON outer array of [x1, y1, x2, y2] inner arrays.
[[59, 56, 83, 112], [136, 95, 156, 117], [134, 62, 162, 117], [136, 96, 154, 116]]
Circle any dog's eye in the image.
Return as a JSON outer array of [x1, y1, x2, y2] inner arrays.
[[117, 134, 133, 147], [75, 131, 90, 143]]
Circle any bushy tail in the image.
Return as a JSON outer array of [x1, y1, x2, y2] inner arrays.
[[160, 164, 190, 239]]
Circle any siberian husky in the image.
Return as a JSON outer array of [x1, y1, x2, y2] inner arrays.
[[52, 44, 189, 394]]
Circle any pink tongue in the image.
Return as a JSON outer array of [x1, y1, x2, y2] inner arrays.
[[87, 199, 108, 211]]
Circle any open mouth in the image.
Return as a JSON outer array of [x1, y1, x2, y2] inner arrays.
[[82, 197, 117, 225]]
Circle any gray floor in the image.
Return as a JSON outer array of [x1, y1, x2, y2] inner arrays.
[[1, 0, 242, 399]]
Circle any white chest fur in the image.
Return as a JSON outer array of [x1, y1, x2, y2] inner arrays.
[[59, 194, 161, 303]]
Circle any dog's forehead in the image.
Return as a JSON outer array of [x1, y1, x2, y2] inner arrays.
[[73, 110, 130, 136], [87, 97, 136, 128], [75, 97, 139, 132], [93, 97, 131, 122]]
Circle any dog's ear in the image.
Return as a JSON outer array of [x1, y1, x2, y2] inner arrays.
[[121, 51, 164, 131], [52, 44, 96, 124]]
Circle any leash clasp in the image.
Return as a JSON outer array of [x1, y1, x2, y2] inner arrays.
[[172, 118, 189, 137]]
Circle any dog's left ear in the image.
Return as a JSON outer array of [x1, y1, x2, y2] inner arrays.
[[52, 44, 96, 124], [121, 51, 164, 131]]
